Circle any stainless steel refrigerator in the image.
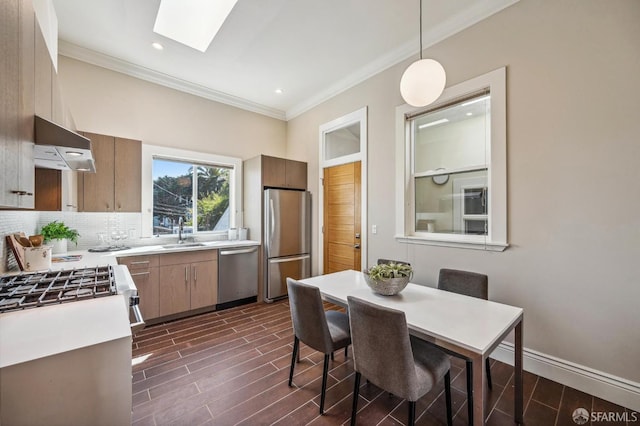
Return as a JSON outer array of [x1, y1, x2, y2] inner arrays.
[[264, 188, 311, 302]]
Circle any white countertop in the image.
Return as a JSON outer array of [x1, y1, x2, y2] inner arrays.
[[45, 239, 260, 271], [0, 295, 131, 368]]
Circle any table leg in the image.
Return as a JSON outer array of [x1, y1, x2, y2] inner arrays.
[[472, 353, 485, 426], [514, 319, 524, 424]]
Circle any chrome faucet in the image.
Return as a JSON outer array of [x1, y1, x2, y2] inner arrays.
[[178, 217, 184, 244]]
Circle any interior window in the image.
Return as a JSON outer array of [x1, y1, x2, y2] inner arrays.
[[395, 67, 507, 250], [412, 93, 489, 236], [152, 158, 231, 235]]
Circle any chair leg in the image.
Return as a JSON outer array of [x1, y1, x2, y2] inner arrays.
[[486, 358, 493, 389], [331, 351, 334, 361], [350, 372, 361, 426], [444, 370, 453, 426], [345, 345, 348, 357], [408, 401, 416, 426], [288, 336, 299, 387], [320, 354, 330, 414], [466, 360, 474, 426]]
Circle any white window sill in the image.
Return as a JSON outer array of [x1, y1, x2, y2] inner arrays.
[[395, 234, 508, 252]]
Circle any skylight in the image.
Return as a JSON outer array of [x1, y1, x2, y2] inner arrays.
[[153, 0, 238, 52]]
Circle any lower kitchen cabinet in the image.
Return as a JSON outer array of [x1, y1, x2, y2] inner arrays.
[[158, 250, 218, 317], [117, 254, 160, 321]]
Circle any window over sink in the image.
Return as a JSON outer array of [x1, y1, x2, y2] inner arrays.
[[141, 145, 242, 238]]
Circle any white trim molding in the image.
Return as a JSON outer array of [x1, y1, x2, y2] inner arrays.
[[318, 107, 368, 274], [59, 41, 287, 121], [491, 342, 640, 412]]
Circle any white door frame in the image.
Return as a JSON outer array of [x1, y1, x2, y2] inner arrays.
[[318, 106, 368, 274]]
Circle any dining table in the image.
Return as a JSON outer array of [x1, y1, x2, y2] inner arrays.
[[300, 269, 524, 426]]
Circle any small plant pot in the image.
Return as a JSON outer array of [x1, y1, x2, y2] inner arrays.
[[363, 272, 411, 296], [50, 238, 68, 255]]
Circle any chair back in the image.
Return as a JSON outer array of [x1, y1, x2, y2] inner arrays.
[[286, 278, 334, 353], [377, 258, 411, 266], [347, 296, 420, 400], [438, 268, 488, 300]]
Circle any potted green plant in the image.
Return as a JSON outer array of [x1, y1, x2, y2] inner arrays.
[[363, 262, 413, 296], [40, 220, 80, 254]]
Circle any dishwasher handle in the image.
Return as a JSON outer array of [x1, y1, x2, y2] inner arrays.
[[220, 247, 258, 256]]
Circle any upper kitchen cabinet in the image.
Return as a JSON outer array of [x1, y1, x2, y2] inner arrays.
[[261, 155, 307, 190], [34, 20, 51, 121], [78, 132, 142, 212], [0, 0, 35, 209]]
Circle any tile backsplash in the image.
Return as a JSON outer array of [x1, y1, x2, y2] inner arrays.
[[1, 210, 230, 273], [1, 211, 143, 273]]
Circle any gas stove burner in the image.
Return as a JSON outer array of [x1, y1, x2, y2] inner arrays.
[[0, 266, 117, 313], [63, 288, 93, 298]]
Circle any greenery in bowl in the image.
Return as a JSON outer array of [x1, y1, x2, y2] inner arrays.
[[40, 221, 80, 244], [365, 262, 413, 281]]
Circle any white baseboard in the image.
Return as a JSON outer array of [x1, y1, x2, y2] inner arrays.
[[490, 343, 640, 412]]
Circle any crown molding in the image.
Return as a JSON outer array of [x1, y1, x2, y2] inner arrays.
[[59, 0, 519, 123], [58, 41, 287, 121], [284, 0, 520, 120]]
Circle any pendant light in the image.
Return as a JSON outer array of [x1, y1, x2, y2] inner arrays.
[[400, 0, 446, 107]]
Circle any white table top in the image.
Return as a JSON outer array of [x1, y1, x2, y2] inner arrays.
[[300, 270, 523, 355]]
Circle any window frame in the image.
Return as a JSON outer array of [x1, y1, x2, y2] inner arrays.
[[141, 144, 242, 238], [394, 67, 508, 251]]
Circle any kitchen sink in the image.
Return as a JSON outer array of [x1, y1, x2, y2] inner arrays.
[[161, 242, 206, 249]]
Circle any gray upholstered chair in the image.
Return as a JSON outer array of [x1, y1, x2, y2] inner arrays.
[[438, 268, 492, 424], [286, 278, 351, 415], [347, 296, 452, 426], [377, 258, 411, 266]]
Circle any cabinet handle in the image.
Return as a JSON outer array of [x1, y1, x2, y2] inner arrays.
[[193, 266, 197, 282], [130, 271, 150, 277], [11, 190, 32, 196], [185, 266, 189, 283], [130, 261, 150, 265]]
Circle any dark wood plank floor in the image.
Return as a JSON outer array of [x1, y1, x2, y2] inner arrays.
[[131, 300, 636, 426]]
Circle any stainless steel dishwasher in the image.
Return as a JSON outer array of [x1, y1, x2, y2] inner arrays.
[[217, 246, 259, 310]]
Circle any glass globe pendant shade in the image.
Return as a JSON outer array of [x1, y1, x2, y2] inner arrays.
[[400, 58, 446, 107]]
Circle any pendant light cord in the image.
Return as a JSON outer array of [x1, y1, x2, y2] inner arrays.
[[419, 0, 423, 60]]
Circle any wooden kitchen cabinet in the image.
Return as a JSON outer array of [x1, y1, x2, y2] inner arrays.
[[78, 132, 141, 212], [158, 250, 218, 317], [0, 0, 35, 209], [261, 155, 307, 190], [117, 255, 160, 321]]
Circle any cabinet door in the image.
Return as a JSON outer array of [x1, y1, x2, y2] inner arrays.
[[130, 267, 160, 320], [34, 21, 51, 120], [190, 259, 218, 309], [34, 168, 61, 210], [285, 159, 307, 189], [159, 264, 191, 316], [80, 132, 115, 211], [261, 155, 286, 188], [114, 137, 141, 212]]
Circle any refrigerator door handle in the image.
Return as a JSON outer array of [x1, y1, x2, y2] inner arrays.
[[269, 254, 311, 264], [269, 197, 275, 245]]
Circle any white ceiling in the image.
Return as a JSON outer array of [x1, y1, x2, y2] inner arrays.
[[52, 0, 518, 120]]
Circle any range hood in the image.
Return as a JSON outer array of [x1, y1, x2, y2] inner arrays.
[[34, 116, 96, 173]]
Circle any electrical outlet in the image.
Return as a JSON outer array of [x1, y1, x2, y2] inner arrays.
[[372, 225, 377, 234]]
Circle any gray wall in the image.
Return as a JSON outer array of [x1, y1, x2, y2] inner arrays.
[[286, 0, 640, 388]]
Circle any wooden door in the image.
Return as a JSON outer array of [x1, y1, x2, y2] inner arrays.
[[80, 132, 115, 211], [190, 259, 218, 309], [158, 263, 190, 316], [323, 161, 361, 273], [114, 137, 141, 212]]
